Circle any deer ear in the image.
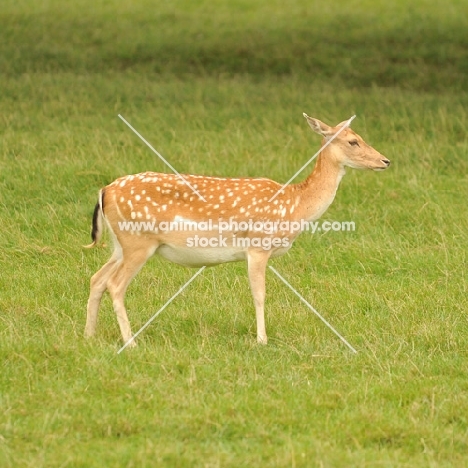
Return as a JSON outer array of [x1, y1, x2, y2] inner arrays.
[[336, 115, 356, 128], [303, 113, 334, 137]]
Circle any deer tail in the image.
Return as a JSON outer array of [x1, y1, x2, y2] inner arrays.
[[83, 189, 105, 248]]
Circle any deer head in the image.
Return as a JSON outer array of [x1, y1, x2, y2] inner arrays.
[[304, 114, 390, 171]]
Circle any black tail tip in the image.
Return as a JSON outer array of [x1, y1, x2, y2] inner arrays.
[[90, 202, 100, 243]]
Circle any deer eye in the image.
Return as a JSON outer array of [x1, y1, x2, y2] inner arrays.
[[349, 140, 359, 147]]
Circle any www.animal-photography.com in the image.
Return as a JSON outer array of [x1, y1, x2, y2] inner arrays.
[[1, 1, 467, 466]]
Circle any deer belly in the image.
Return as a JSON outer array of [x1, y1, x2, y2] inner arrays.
[[156, 243, 246, 267]]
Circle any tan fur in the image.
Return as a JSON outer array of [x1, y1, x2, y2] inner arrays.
[[85, 115, 390, 346]]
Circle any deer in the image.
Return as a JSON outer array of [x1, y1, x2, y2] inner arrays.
[[84, 114, 390, 347]]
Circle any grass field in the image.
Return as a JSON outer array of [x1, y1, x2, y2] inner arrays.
[[1, 0, 468, 466]]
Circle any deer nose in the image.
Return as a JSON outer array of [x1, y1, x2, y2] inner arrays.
[[382, 159, 391, 166]]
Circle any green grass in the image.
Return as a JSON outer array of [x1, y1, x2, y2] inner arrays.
[[1, 0, 468, 466]]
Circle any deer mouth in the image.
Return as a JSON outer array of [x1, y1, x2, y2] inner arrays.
[[373, 159, 391, 171]]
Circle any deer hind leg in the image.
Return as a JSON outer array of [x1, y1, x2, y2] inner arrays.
[[247, 249, 271, 345], [106, 246, 157, 346], [85, 248, 122, 338]]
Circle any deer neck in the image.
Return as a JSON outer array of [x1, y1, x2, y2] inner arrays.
[[295, 144, 346, 222]]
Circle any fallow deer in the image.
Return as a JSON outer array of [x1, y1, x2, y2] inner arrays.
[[85, 115, 390, 346]]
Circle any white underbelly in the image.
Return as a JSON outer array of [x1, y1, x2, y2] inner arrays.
[[156, 244, 247, 267]]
